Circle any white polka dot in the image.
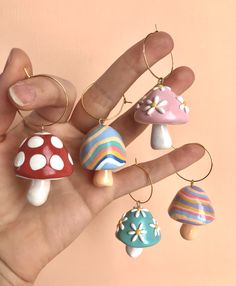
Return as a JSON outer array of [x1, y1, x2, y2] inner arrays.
[[30, 154, 47, 170], [14, 151, 25, 167], [68, 153, 74, 165], [51, 136, 63, 149], [28, 136, 44, 148], [50, 155, 64, 170]]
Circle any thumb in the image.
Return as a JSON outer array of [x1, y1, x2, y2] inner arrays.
[[0, 48, 32, 139]]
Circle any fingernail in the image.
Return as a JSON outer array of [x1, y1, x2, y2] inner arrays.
[[9, 82, 36, 106]]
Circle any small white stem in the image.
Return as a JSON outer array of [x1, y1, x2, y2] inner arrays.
[[125, 246, 143, 258], [151, 124, 172, 149], [27, 179, 51, 207]]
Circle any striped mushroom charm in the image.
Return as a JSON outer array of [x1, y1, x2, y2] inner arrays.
[[168, 185, 215, 240], [14, 132, 74, 206], [79, 125, 127, 187]]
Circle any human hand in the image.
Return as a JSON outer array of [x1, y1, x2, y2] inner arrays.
[[0, 32, 204, 285]]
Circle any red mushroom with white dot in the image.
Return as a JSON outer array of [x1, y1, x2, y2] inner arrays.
[[14, 132, 74, 206]]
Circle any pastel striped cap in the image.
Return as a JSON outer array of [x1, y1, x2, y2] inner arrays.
[[168, 185, 215, 225], [80, 125, 127, 170]]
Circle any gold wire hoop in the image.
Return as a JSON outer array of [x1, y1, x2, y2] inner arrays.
[[173, 144, 213, 185], [129, 158, 154, 205], [143, 26, 174, 85], [81, 82, 132, 124], [17, 68, 69, 130]]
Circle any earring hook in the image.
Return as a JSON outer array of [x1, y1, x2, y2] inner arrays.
[[143, 26, 174, 84], [80, 82, 132, 125], [129, 158, 154, 205], [173, 144, 213, 184], [17, 68, 69, 131]]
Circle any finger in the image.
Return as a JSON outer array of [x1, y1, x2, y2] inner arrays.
[[113, 143, 205, 198], [0, 48, 32, 138], [111, 66, 195, 146], [8, 75, 77, 125], [71, 31, 174, 133]]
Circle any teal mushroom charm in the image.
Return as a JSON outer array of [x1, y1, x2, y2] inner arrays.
[[116, 205, 161, 258]]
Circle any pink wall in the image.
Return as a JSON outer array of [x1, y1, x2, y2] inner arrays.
[[0, 0, 234, 285]]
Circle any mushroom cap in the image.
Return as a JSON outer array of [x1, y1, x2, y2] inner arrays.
[[168, 185, 215, 225], [14, 132, 74, 179], [80, 125, 127, 171], [134, 86, 189, 125], [116, 206, 161, 248]]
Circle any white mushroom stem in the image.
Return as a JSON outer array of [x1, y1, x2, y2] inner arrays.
[[125, 246, 143, 258], [151, 124, 172, 150], [93, 170, 113, 187], [27, 179, 51, 207], [180, 224, 198, 240]]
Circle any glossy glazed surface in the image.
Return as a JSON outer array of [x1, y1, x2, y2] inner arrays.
[[14, 132, 73, 179], [80, 125, 126, 170], [134, 86, 189, 125], [93, 170, 113, 187], [151, 123, 172, 149], [116, 206, 161, 248], [168, 185, 215, 225]]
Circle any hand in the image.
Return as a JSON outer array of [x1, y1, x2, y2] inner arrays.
[[0, 32, 204, 285]]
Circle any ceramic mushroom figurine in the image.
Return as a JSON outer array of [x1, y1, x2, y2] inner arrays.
[[134, 85, 189, 149], [80, 125, 127, 187], [168, 185, 215, 240], [116, 206, 161, 258], [14, 132, 74, 206]]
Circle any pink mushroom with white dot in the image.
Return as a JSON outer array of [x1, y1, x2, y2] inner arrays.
[[14, 132, 74, 206], [134, 86, 189, 149]]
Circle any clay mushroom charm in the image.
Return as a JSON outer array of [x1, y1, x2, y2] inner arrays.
[[168, 185, 215, 240], [116, 206, 161, 258], [79, 125, 127, 187], [14, 132, 74, 206], [134, 85, 189, 149]]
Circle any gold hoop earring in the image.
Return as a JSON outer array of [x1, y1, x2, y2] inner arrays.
[[14, 68, 74, 207], [168, 145, 215, 240], [143, 26, 174, 85], [79, 82, 131, 188], [18, 68, 70, 130], [116, 159, 161, 258], [134, 27, 190, 150]]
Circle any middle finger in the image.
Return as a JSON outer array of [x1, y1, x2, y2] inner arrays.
[[70, 31, 174, 133]]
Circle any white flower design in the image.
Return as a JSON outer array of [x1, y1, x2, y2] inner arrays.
[[149, 218, 161, 237], [128, 223, 147, 242], [116, 212, 128, 232], [177, 96, 190, 114], [131, 206, 149, 218], [144, 95, 168, 116], [153, 85, 171, 92], [136, 95, 147, 110]]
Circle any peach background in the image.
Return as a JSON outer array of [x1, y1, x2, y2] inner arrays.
[[0, 0, 235, 285]]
